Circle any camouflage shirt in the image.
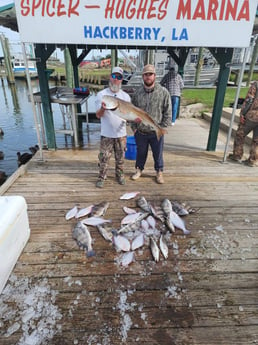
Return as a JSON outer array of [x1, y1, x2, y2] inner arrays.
[[241, 81, 258, 122], [131, 83, 171, 133]]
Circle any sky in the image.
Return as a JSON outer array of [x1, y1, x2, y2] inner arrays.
[[0, 25, 21, 56], [0, 25, 68, 60]]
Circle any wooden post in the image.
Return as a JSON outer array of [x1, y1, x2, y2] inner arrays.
[[64, 48, 74, 88], [111, 49, 117, 70], [0, 34, 15, 84], [194, 47, 204, 86]]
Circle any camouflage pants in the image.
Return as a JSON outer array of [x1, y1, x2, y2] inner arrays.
[[98, 136, 126, 179], [233, 118, 258, 163]]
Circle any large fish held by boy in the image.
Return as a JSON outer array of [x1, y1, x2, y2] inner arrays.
[[101, 95, 167, 140]]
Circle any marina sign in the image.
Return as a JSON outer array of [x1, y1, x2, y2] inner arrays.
[[15, 0, 257, 47]]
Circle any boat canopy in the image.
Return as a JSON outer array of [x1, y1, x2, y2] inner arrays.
[[0, 1, 17, 32]]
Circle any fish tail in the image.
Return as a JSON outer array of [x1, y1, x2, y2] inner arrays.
[[156, 127, 168, 141], [86, 250, 96, 257], [183, 229, 191, 235]]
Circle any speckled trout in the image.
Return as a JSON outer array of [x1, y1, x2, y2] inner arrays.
[[102, 95, 168, 140]]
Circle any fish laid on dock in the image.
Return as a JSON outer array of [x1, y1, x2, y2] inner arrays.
[[91, 201, 109, 217], [120, 251, 134, 267], [150, 237, 160, 262], [161, 198, 175, 232], [72, 221, 95, 257], [97, 224, 113, 242], [120, 191, 140, 200], [169, 211, 191, 235], [82, 217, 111, 226], [76, 205, 94, 218], [67, 195, 196, 264], [113, 235, 131, 252], [65, 205, 78, 220], [121, 211, 144, 225], [159, 235, 168, 259], [102, 95, 167, 140], [117, 212, 149, 234], [131, 233, 145, 251]]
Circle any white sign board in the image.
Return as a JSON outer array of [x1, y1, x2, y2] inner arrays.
[[15, 0, 257, 47]]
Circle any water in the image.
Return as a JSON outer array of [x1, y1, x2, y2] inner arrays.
[[0, 78, 100, 179]]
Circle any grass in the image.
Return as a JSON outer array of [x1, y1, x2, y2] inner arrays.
[[182, 86, 249, 111], [182, 72, 258, 110]]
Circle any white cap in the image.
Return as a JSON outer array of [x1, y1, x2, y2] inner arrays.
[[112, 66, 123, 76]]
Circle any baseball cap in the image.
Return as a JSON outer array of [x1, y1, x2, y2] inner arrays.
[[142, 64, 156, 75], [111, 66, 123, 76]]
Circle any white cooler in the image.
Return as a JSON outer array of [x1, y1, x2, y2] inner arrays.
[[0, 196, 30, 293]]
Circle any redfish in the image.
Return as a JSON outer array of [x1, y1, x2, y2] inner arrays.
[[102, 95, 167, 140]]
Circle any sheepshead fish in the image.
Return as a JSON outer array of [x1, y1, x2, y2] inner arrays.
[[137, 196, 152, 213], [159, 235, 168, 259], [161, 198, 173, 215], [91, 201, 109, 217], [121, 212, 144, 225], [161, 199, 175, 232], [150, 204, 165, 223], [72, 221, 95, 257], [97, 224, 113, 242], [170, 211, 191, 235], [171, 201, 189, 216], [102, 95, 167, 140], [150, 237, 160, 262], [117, 212, 148, 234]]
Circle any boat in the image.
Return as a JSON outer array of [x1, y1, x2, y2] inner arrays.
[[11, 58, 38, 79]]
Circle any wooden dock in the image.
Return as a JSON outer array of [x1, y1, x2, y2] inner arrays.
[[0, 126, 258, 344]]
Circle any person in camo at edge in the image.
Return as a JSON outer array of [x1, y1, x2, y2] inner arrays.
[[130, 64, 171, 184], [228, 81, 258, 167], [95, 67, 131, 188]]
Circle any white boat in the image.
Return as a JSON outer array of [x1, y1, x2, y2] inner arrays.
[[12, 58, 38, 79]]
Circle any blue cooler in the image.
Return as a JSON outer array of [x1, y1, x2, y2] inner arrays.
[[125, 136, 137, 160]]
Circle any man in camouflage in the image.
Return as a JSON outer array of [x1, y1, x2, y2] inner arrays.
[[228, 81, 258, 167], [130, 64, 171, 184], [95, 67, 131, 188]]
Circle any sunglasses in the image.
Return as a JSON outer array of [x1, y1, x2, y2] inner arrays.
[[111, 73, 123, 80]]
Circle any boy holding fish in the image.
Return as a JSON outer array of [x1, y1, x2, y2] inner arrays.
[[130, 64, 171, 184], [95, 67, 131, 188]]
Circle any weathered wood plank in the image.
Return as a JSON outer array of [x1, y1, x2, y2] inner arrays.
[[1, 148, 258, 345]]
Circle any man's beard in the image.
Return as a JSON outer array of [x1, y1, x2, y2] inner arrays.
[[144, 80, 155, 88], [109, 81, 121, 93]]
